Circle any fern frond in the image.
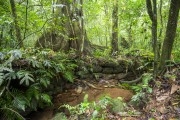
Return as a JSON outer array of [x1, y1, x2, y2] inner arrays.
[[41, 93, 52, 105], [63, 71, 74, 83], [0, 107, 25, 120]]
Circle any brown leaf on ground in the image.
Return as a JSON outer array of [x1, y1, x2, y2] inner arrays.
[[170, 84, 180, 94], [156, 91, 170, 101], [75, 86, 83, 94], [156, 104, 168, 114]]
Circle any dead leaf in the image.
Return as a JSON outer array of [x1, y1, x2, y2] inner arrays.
[[156, 105, 167, 114], [156, 91, 170, 101], [76, 86, 83, 94], [171, 84, 180, 94]]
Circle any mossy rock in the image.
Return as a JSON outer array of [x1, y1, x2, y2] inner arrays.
[[76, 71, 93, 79], [102, 67, 114, 74], [113, 65, 125, 73], [102, 74, 116, 80], [100, 61, 119, 67], [92, 65, 103, 73]]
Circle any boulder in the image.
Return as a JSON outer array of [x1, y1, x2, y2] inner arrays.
[[92, 65, 103, 73], [115, 73, 128, 80], [113, 65, 125, 73], [103, 74, 116, 80], [102, 67, 114, 74]]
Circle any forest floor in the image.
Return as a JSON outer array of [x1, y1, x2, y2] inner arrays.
[[28, 70, 180, 120], [29, 78, 136, 120], [26, 51, 180, 120]]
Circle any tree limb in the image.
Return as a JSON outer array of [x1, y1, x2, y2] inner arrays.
[[146, 0, 153, 21]]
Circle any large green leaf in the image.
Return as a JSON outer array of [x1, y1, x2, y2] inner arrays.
[[12, 96, 29, 111], [0, 73, 4, 86], [17, 71, 34, 86], [0, 66, 14, 72], [26, 85, 40, 101], [43, 60, 51, 68], [27, 58, 40, 68], [9, 50, 22, 59], [41, 93, 52, 105], [4, 71, 16, 80], [63, 71, 74, 83]]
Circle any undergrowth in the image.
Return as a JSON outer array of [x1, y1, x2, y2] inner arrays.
[[0, 48, 77, 120]]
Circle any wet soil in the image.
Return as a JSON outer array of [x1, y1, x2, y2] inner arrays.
[[28, 79, 134, 120]]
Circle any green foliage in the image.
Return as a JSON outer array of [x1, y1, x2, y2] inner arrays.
[[17, 71, 34, 86], [111, 97, 127, 113], [52, 112, 67, 120], [0, 48, 77, 119], [60, 95, 127, 119], [93, 49, 111, 58], [130, 73, 153, 106]]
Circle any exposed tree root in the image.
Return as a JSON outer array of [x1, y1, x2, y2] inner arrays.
[[120, 76, 142, 84]]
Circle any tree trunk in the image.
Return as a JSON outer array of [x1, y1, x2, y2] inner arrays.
[[0, 26, 3, 47], [146, 0, 158, 76], [111, 0, 118, 54], [60, 0, 86, 52], [9, 0, 23, 48], [36, 0, 91, 54], [160, 0, 180, 70]]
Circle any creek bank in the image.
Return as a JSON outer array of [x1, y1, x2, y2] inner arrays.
[[27, 55, 151, 120], [28, 78, 134, 120]]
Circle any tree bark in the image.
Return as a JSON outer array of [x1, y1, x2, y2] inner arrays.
[[57, 0, 87, 52], [146, 0, 158, 76], [111, 0, 119, 54], [9, 0, 23, 48], [36, 0, 90, 54], [160, 0, 180, 70]]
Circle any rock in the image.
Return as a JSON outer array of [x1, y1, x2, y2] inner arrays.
[[113, 66, 125, 73], [76, 71, 93, 79], [76, 86, 83, 94], [117, 59, 127, 64], [92, 65, 103, 73], [93, 73, 103, 80], [103, 74, 116, 80], [102, 67, 114, 74], [100, 61, 119, 67], [115, 73, 127, 80], [80, 74, 93, 79]]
